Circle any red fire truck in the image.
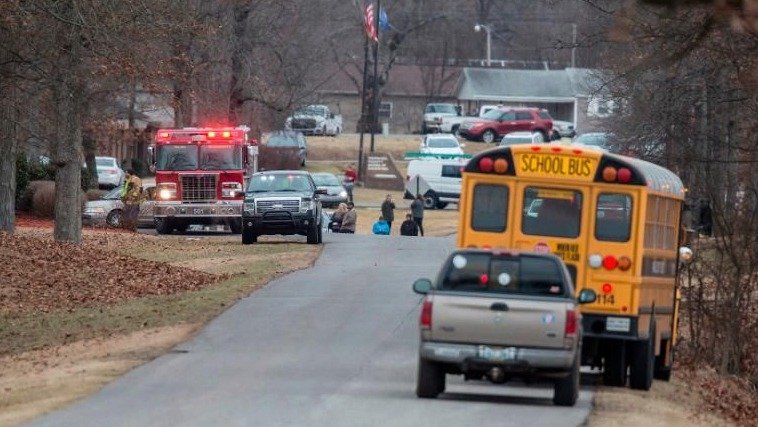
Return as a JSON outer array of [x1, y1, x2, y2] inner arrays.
[[148, 126, 256, 234]]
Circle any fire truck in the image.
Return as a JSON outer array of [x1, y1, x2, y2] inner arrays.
[[148, 126, 256, 234]]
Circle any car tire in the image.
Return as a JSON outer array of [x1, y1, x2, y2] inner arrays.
[[482, 129, 496, 144], [630, 322, 656, 390], [416, 358, 445, 398], [242, 227, 257, 245], [106, 210, 122, 228], [423, 191, 439, 210], [603, 341, 627, 387], [306, 222, 319, 244], [553, 354, 580, 406], [155, 218, 173, 235]]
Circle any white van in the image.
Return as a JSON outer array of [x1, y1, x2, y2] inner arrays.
[[405, 158, 468, 209]]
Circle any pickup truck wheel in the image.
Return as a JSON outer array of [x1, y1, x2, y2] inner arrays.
[[602, 341, 627, 387], [242, 227, 257, 245], [553, 355, 580, 406], [306, 222, 319, 244], [629, 322, 656, 390], [423, 191, 439, 210], [155, 218, 173, 235], [416, 358, 445, 398], [317, 223, 323, 243], [482, 129, 496, 144]]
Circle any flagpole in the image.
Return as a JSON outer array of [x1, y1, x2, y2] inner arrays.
[[358, 32, 369, 182], [370, 0, 380, 153]]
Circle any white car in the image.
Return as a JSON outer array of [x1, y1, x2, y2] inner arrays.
[[552, 120, 576, 138], [95, 156, 125, 189], [499, 132, 544, 146], [419, 134, 465, 157]]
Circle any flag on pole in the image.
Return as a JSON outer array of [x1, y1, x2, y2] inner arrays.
[[379, 7, 391, 31], [364, 2, 378, 43]]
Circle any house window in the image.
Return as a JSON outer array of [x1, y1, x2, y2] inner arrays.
[[379, 102, 393, 119], [587, 96, 617, 118]]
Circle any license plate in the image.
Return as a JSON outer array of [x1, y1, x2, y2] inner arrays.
[[478, 345, 516, 361], [606, 317, 631, 332], [193, 208, 205, 215]]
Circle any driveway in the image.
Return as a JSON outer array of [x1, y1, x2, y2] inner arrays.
[[29, 233, 594, 427]]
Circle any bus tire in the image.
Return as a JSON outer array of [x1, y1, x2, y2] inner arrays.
[[602, 341, 627, 387], [630, 322, 656, 390], [654, 338, 672, 381]]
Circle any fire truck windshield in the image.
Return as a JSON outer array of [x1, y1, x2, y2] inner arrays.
[[156, 144, 242, 171]]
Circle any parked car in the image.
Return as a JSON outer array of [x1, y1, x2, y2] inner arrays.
[[552, 120, 576, 139], [261, 131, 307, 167], [422, 103, 466, 135], [284, 105, 342, 136], [419, 134, 465, 157], [478, 104, 503, 117], [311, 172, 348, 208], [95, 156, 125, 189], [82, 185, 155, 228], [499, 131, 544, 146], [459, 107, 554, 144], [574, 132, 613, 152], [405, 158, 467, 209], [412, 249, 597, 406]]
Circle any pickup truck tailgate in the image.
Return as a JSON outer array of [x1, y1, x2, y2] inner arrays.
[[430, 294, 569, 349]]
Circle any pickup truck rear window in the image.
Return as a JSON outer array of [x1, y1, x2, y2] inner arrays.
[[439, 253, 566, 296]]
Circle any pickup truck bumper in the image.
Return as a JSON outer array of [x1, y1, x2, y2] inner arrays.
[[154, 202, 242, 218], [291, 127, 326, 136], [243, 211, 316, 234], [419, 341, 575, 373]]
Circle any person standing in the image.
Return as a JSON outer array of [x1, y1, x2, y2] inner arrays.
[[410, 194, 425, 236], [372, 216, 390, 235], [340, 202, 357, 234], [400, 213, 419, 236], [343, 164, 357, 203], [121, 169, 143, 231], [380, 194, 396, 233]]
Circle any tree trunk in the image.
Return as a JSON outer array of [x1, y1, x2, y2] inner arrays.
[[0, 82, 18, 234]]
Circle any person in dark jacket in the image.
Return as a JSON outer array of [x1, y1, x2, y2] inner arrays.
[[380, 194, 396, 233], [410, 194, 425, 236], [400, 213, 418, 236]]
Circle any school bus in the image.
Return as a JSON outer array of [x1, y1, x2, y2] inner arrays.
[[457, 144, 686, 390]]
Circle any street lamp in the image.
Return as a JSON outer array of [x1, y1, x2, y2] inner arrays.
[[474, 23, 492, 66]]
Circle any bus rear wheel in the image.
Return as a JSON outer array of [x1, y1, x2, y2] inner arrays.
[[602, 341, 627, 387], [630, 323, 656, 390]]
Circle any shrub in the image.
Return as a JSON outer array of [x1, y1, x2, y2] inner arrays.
[[15, 154, 30, 204], [30, 182, 56, 218]]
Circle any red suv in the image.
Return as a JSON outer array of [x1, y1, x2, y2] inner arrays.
[[459, 108, 554, 143]]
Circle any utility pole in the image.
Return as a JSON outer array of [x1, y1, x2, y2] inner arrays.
[[571, 23, 577, 68], [370, 0, 381, 153], [358, 33, 369, 182]]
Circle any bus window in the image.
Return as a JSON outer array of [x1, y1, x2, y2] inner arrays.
[[472, 184, 509, 232], [522, 187, 582, 238], [595, 193, 632, 242]]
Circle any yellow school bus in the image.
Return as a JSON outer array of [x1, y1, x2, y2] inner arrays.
[[457, 144, 686, 390]]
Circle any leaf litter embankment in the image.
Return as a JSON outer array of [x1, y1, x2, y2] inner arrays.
[[0, 232, 223, 315]]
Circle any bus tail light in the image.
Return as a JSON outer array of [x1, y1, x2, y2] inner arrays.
[[420, 299, 433, 330], [493, 158, 508, 173], [479, 157, 494, 172], [602, 166, 617, 182], [588, 254, 602, 269], [602, 255, 618, 270], [618, 256, 632, 271], [601, 283, 613, 294], [617, 167, 632, 183]]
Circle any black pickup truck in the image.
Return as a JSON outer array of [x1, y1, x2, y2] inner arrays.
[[241, 170, 324, 244]]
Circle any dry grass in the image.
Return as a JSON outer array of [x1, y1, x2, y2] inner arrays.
[[306, 134, 493, 161]]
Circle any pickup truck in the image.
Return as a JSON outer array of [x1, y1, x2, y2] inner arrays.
[[412, 249, 597, 406], [285, 105, 342, 136], [422, 103, 468, 135]]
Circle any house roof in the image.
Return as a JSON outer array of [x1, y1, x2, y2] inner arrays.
[[456, 67, 601, 103], [318, 64, 461, 98]]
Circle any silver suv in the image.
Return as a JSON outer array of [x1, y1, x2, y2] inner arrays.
[[412, 249, 596, 406]]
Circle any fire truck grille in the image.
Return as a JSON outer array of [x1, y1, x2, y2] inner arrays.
[[291, 118, 316, 129], [181, 174, 217, 201], [256, 199, 300, 214]]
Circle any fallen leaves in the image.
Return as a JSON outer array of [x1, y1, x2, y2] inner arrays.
[[0, 232, 220, 315]]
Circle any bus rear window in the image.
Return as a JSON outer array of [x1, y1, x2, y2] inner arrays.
[[595, 193, 632, 242], [439, 252, 567, 296], [522, 187, 582, 238], [471, 184, 508, 232]]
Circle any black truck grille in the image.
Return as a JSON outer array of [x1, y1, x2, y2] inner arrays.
[[256, 199, 300, 214], [181, 174, 217, 201]]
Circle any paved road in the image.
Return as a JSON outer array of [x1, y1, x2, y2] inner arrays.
[[29, 234, 594, 427]]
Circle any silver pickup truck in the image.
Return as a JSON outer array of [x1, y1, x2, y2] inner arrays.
[[412, 249, 597, 406]]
